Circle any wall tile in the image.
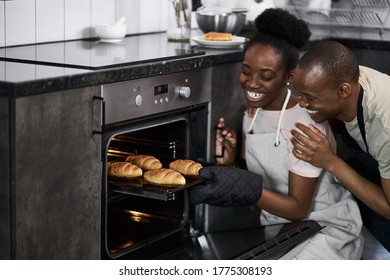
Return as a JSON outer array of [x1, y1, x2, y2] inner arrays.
[[116, 0, 140, 35], [5, 0, 36, 46], [0, 61, 4, 81], [64, 0, 91, 40], [91, 0, 116, 37], [36, 0, 65, 43], [1, 0, 171, 46], [139, 0, 167, 33], [0, 2, 5, 47]]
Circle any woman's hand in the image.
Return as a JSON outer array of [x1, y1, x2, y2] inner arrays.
[[215, 117, 237, 166]]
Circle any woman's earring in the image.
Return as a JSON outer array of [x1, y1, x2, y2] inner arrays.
[[287, 82, 290, 86]]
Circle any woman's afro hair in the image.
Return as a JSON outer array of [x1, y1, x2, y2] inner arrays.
[[255, 8, 311, 49]]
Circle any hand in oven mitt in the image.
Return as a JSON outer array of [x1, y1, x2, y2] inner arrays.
[[189, 166, 262, 207]]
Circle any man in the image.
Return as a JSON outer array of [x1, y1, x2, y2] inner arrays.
[[290, 40, 390, 252]]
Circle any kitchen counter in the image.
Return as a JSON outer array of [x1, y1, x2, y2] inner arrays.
[[0, 31, 245, 98], [0, 27, 390, 97], [2, 26, 390, 98]]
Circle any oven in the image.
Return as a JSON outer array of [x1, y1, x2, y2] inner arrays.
[[97, 68, 211, 259], [97, 68, 322, 260]]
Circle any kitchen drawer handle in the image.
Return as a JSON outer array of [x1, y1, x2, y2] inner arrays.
[[92, 96, 105, 135]]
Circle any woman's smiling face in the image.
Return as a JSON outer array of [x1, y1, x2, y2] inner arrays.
[[239, 43, 289, 111]]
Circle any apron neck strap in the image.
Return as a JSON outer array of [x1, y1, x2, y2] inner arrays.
[[275, 88, 291, 146], [247, 89, 292, 147], [357, 86, 369, 153]]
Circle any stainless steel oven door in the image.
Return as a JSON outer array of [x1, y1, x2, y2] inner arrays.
[[101, 104, 210, 259]]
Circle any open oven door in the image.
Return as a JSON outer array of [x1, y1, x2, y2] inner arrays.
[[154, 219, 323, 260]]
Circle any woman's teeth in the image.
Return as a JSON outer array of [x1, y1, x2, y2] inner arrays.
[[307, 109, 318, 114], [247, 90, 265, 101]]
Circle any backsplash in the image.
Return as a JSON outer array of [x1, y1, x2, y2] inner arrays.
[[0, 0, 169, 47], [1, 0, 390, 48]]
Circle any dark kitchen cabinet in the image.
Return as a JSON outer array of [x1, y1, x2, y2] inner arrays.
[[0, 86, 102, 259], [0, 97, 10, 259], [210, 62, 247, 160]]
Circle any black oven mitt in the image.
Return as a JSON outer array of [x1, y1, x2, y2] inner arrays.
[[189, 166, 262, 207]]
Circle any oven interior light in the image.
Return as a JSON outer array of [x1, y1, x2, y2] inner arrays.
[[109, 240, 135, 253], [124, 210, 154, 222]]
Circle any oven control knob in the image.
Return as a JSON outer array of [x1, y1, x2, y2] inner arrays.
[[176, 86, 191, 98], [135, 94, 142, 107]]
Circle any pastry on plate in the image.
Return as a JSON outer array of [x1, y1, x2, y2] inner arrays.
[[204, 32, 233, 41]]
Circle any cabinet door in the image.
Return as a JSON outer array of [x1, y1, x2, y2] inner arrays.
[[0, 97, 10, 259], [210, 62, 247, 159], [13, 86, 102, 259]]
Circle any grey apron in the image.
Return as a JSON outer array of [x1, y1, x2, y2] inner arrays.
[[244, 92, 364, 259]]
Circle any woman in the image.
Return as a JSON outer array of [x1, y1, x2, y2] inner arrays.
[[194, 8, 363, 259]]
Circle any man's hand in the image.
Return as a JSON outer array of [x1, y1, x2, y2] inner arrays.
[[290, 122, 337, 171], [292, 125, 390, 219]]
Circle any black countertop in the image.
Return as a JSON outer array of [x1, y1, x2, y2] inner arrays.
[[1, 28, 390, 98], [0, 32, 245, 98]]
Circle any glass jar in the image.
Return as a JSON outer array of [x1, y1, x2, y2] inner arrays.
[[167, 0, 192, 42]]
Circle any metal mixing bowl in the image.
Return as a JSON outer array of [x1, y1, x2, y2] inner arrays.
[[195, 12, 246, 34]]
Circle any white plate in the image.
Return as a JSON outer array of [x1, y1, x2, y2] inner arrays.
[[191, 35, 247, 49]]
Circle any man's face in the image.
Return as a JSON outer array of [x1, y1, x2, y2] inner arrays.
[[293, 65, 343, 123]]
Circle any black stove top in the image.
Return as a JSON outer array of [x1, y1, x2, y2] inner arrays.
[[0, 33, 205, 70]]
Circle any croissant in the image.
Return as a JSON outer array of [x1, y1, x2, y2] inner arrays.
[[143, 168, 186, 187], [204, 32, 232, 41], [125, 154, 163, 170], [107, 161, 143, 179], [169, 159, 203, 177]]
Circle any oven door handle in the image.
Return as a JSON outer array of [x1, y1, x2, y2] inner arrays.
[[92, 96, 105, 135]]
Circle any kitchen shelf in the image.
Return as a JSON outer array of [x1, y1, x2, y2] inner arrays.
[[279, 0, 390, 35]]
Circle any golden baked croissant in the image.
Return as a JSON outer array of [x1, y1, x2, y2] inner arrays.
[[143, 168, 186, 187], [204, 32, 232, 41], [169, 159, 203, 177], [107, 161, 143, 179], [125, 154, 163, 170]]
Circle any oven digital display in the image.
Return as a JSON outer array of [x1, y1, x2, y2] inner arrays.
[[154, 84, 169, 96]]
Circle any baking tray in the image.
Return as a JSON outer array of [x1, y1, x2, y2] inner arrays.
[[108, 176, 206, 201]]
